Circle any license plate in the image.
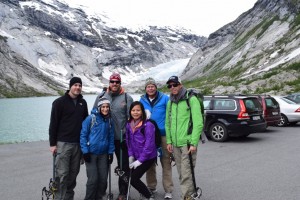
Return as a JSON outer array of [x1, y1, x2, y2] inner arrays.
[[272, 112, 278, 115], [252, 116, 260, 120]]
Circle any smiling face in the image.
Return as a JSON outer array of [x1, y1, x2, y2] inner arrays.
[[109, 79, 121, 93], [69, 83, 82, 98], [145, 84, 157, 98], [130, 104, 143, 121], [100, 103, 110, 116], [167, 81, 182, 95]]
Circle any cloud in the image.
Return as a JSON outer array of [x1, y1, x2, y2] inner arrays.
[[62, 0, 256, 37]]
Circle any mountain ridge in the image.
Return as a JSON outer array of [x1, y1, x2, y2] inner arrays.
[[181, 0, 300, 94], [0, 0, 205, 98]]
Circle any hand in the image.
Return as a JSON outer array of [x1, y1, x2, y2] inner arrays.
[[129, 156, 135, 164], [188, 145, 197, 154], [83, 153, 91, 163], [108, 154, 113, 164], [50, 146, 57, 155], [167, 144, 173, 153], [129, 160, 142, 169], [121, 139, 127, 149]]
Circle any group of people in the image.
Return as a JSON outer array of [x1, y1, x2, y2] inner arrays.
[[49, 72, 204, 200]]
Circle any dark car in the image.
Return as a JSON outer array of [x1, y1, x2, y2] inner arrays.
[[203, 95, 267, 142], [247, 95, 281, 127]]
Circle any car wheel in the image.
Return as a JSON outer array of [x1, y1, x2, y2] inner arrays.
[[277, 114, 288, 127], [209, 123, 228, 142]]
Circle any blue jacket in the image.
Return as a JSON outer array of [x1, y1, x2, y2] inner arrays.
[[126, 120, 157, 163], [140, 91, 169, 136], [80, 108, 115, 155]]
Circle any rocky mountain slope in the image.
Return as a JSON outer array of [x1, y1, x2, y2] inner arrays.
[[181, 0, 300, 94], [0, 0, 205, 98]]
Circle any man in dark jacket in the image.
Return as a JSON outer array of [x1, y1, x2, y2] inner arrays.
[[49, 77, 88, 200], [93, 72, 133, 200]]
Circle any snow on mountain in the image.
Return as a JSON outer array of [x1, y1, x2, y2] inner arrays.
[[0, 0, 205, 97]]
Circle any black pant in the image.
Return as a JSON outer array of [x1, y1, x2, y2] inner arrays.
[[114, 140, 130, 195], [131, 158, 156, 198]]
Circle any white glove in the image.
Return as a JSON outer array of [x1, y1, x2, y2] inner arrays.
[[129, 156, 135, 164], [129, 160, 142, 169], [145, 109, 151, 119]]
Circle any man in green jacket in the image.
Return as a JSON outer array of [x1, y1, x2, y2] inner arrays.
[[165, 76, 203, 200]]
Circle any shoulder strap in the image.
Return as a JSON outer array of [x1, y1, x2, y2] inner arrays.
[[186, 96, 193, 135]]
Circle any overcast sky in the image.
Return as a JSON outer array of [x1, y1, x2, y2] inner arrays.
[[63, 0, 257, 37]]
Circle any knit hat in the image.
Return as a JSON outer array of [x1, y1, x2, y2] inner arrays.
[[166, 75, 181, 84], [97, 97, 111, 108], [69, 77, 82, 88], [145, 77, 157, 88], [109, 72, 121, 82]]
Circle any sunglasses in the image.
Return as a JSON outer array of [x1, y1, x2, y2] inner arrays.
[[167, 83, 179, 89], [110, 80, 121, 84]]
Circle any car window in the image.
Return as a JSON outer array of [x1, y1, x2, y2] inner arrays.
[[281, 97, 297, 104], [213, 99, 236, 110], [265, 98, 279, 109], [243, 99, 262, 111], [203, 100, 211, 110], [295, 95, 300, 103]]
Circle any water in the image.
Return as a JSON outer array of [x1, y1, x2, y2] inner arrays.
[[0, 94, 141, 144]]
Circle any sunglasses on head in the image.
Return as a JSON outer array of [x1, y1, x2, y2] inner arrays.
[[110, 80, 121, 84], [167, 83, 179, 88]]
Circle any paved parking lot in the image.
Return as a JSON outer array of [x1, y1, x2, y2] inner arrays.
[[0, 124, 299, 200]]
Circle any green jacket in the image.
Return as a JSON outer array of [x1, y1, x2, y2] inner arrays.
[[165, 95, 203, 147]]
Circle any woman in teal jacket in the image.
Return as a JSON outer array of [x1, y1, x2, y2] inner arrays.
[[80, 97, 114, 200]]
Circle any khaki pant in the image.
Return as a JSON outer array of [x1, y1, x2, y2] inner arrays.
[[146, 136, 174, 193], [173, 145, 197, 200], [55, 142, 81, 200]]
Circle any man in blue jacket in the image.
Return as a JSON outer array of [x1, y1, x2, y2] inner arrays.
[[140, 77, 174, 199]]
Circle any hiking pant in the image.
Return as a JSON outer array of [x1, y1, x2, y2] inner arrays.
[[131, 158, 156, 198], [173, 145, 197, 199], [84, 154, 108, 200], [114, 140, 129, 196], [146, 136, 174, 193], [55, 142, 81, 200]]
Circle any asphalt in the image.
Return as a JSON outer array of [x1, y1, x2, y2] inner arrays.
[[0, 141, 182, 200], [1, 125, 300, 200]]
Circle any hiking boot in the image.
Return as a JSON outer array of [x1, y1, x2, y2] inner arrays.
[[115, 194, 126, 200], [183, 196, 193, 200], [147, 188, 157, 194], [139, 193, 155, 200], [164, 192, 172, 199]]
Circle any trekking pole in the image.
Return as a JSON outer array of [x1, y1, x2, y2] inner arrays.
[[107, 159, 113, 200], [126, 168, 132, 200], [187, 142, 202, 199], [51, 153, 58, 199], [120, 129, 123, 171]]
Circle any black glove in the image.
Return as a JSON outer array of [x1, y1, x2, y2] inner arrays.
[[83, 153, 91, 163], [121, 139, 127, 150], [108, 154, 113, 165]]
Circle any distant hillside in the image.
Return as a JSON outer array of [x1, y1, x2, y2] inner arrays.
[[181, 0, 300, 95]]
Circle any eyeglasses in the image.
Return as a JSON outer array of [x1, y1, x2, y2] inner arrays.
[[110, 80, 121, 84], [167, 83, 179, 89]]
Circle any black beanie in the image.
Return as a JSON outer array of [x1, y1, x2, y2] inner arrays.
[[69, 77, 82, 88]]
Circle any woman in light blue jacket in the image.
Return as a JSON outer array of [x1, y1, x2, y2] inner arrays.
[[80, 97, 115, 200]]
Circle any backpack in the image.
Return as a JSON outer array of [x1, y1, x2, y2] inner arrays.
[[141, 119, 162, 149], [186, 88, 206, 143]]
